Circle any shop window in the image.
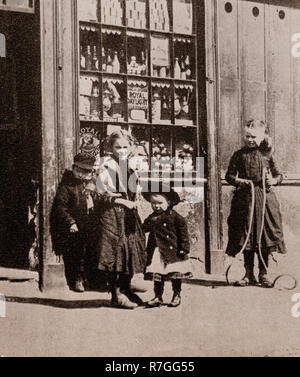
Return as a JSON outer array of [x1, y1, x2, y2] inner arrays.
[[0, 33, 5, 57], [77, 0, 201, 172]]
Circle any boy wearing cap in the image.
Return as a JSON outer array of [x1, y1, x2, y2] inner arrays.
[[51, 153, 96, 292]]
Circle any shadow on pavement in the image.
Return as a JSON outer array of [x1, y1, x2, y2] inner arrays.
[[0, 278, 36, 284], [183, 279, 228, 288], [5, 296, 111, 309]]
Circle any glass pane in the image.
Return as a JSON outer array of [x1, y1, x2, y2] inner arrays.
[[174, 128, 197, 172], [80, 25, 100, 72], [103, 77, 126, 122], [127, 31, 148, 76], [126, 0, 147, 29], [101, 0, 124, 25], [150, 0, 171, 32], [77, 0, 98, 22], [173, 0, 193, 35], [152, 127, 172, 172], [79, 74, 101, 121], [130, 125, 151, 172], [102, 28, 126, 73], [174, 84, 196, 126], [173, 36, 195, 80], [151, 35, 171, 78], [152, 82, 172, 124], [128, 79, 149, 123]]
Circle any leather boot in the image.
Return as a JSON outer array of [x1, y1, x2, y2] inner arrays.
[[147, 280, 164, 307], [258, 250, 273, 288], [168, 280, 182, 308], [235, 250, 257, 286], [110, 275, 138, 310], [74, 277, 85, 293], [119, 275, 144, 306]]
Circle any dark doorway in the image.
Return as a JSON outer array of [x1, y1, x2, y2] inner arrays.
[[0, 8, 41, 270]]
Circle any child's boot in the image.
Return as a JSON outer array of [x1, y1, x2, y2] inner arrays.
[[258, 249, 273, 288], [235, 250, 257, 286], [119, 274, 144, 306], [110, 274, 138, 310], [147, 280, 164, 307], [169, 280, 181, 308], [74, 277, 85, 293]]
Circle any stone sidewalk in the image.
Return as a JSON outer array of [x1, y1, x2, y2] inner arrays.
[[0, 252, 300, 357]]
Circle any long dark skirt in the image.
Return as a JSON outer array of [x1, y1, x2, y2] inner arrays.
[[95, 207, 146, 276], [226, 186, 286, 257]]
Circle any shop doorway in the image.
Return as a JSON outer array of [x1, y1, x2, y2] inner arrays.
[[0, 9, 41, 270]]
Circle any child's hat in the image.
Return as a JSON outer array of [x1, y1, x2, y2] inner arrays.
[[142, 183, 181, 206], [73, 153, 95, 171]]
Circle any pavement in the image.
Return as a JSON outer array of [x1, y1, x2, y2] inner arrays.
[[1, 243, 300, 357]]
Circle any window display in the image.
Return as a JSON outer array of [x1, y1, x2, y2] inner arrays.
[[77, 0, 199, 172]]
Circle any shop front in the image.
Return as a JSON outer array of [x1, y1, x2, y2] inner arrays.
[[0, 0, 225, 290], [39, 0, 222, 290]]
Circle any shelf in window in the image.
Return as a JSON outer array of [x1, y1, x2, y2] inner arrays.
[[101, 23, 126, 31], [79, 20, 101, 25], [103, 117, 126, 124], [173, 32, 196, 39], [80, 69, 101, 75], [126, 26, 149, 35], [102, 72, 127, 78], [80, 117, 103, 123]]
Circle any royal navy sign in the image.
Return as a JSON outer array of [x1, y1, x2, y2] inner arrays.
[[0, 0, 35, 13]]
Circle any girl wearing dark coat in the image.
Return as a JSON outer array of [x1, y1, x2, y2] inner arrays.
[[94, 130, 146, 309], [142, 188, 191, 308], [226, 119, 286, 288]]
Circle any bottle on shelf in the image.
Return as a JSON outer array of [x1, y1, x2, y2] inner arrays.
[[140, 51, 147, 75], [180, 57, 186, 80], [174, 58, 181, 79], [90, 81, 100, 119], [102, 48, 107, 72], [161, 95, 170, 120], [185, 55, 192, 79], [152, 91, 161, 121], [128, 56, 138, 75], [112, 96, 123, 119], [92, 45, 99, 71], [112, 51, 120, 74], [80, 45, 86, 70], [106, 51, 113, 73], [181, 96, 190, 119], [174, 94, 181, 118], [85, 44, 93, 71]]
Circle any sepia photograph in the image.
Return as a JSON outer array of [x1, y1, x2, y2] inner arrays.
[[0, 0, 300, 361]]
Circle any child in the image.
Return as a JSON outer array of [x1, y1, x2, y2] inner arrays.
[[94, 130, 146, 309], [142, 187, 191, 308], [51, 153, 96, 292], [226, 119, 286, 288]]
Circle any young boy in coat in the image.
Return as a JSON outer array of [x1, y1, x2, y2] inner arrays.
[[51, 153, 96, 292], [143, 186, 191, 308]]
